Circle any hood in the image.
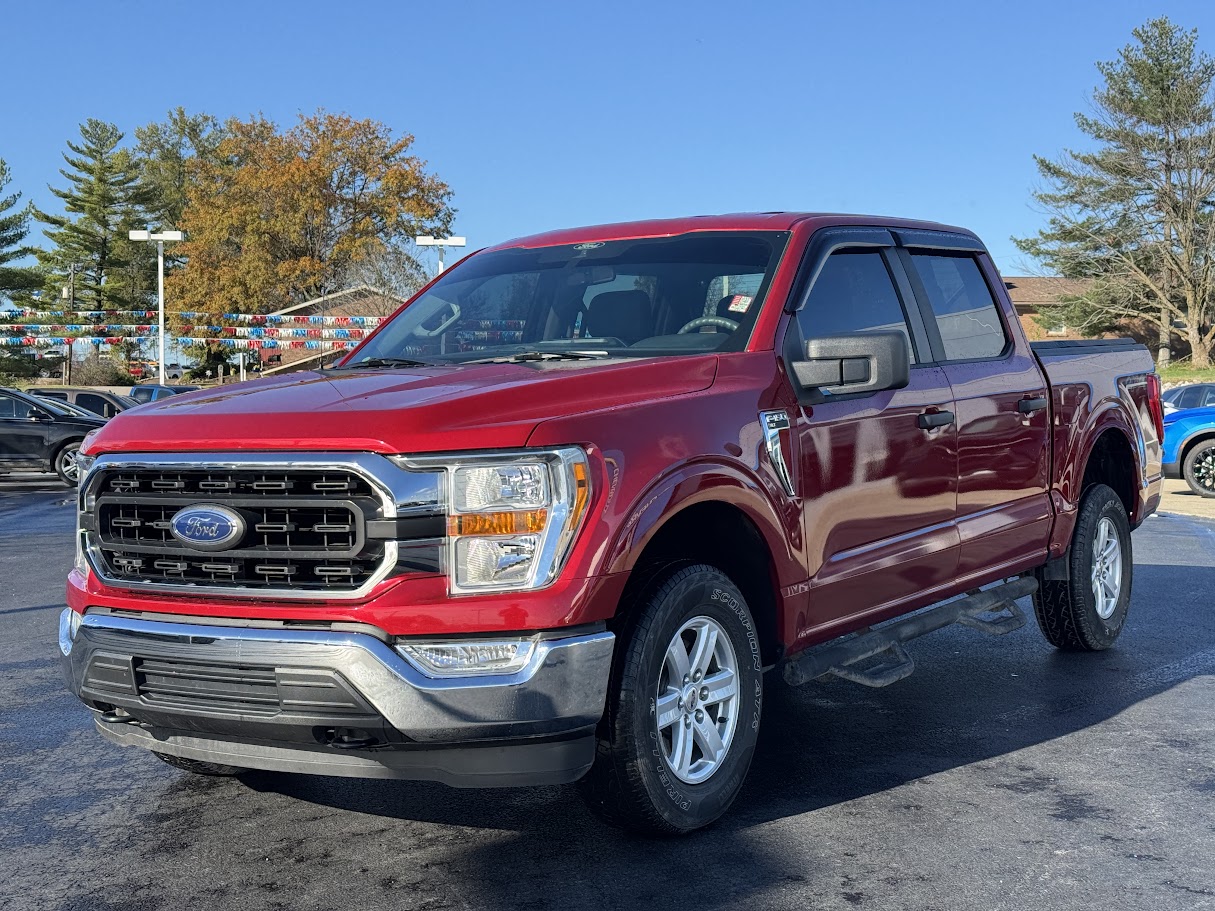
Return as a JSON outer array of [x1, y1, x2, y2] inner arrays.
[[87, 356, 718, 454]]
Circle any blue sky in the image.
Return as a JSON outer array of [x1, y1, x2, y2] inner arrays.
[[4, 0, 1215, 278]]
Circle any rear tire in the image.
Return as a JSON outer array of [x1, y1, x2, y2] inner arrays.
[[154, 752, 244, 777], [1033, 483, 1132, 651], [1182, 440, 1215, 498], [579, 564, 763, 834]]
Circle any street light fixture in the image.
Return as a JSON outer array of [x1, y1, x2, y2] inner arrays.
[[415, 235, 467, 274], [129, 229, 184, 384]]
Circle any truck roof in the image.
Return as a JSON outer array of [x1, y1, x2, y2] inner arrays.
[[486, 212, 982, 251]]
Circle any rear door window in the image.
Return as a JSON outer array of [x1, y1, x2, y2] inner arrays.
[[909, 253, 1008, 361], [796, 251, 917, 363], [75, 393, 110, 416]]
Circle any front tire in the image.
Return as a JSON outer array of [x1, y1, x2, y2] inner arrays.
[[53, 441, 82, 486], [579, 564, 763, 834], [1033, 483, 1132, 651], [1182, 440, 1215, 498]]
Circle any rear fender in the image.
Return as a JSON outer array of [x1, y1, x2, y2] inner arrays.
[[1050, 399, 1143, 555]]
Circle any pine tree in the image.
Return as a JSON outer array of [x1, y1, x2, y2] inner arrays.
[[135, 107, 226, 230], [35, 120, 156, 310], [1015, 18, 1215, 367], [0, 158, 38, 299]]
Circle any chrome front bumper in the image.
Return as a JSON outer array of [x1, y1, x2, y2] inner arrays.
[[60, 610, 614, 786]]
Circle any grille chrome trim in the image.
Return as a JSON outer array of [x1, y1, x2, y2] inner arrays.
[[80, 452, 443, 601]]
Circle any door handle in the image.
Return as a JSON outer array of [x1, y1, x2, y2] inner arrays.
[[1017, 396, 1048, 414], [917, 410, 955, 430]]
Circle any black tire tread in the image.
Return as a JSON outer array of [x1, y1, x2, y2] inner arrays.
[[579, 563, 758, 835], [1033, 483, 1130, 651]]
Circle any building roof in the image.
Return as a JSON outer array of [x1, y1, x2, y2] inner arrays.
[[1003, 276, 1091, 308], [270, 285, 408, 317]]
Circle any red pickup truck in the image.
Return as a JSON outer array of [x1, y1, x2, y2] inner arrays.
[[60, 213, 1164, 834]]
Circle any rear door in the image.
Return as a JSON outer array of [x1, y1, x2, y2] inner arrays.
[[897, 236, 1051, 579], [786, 230, 959, 635]]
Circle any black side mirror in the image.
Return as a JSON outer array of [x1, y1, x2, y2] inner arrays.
[[27, 410, 52, 422], [791, 331, 910, 402]]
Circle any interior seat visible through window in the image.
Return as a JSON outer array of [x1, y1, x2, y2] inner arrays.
[[583, 290, 652, 345]]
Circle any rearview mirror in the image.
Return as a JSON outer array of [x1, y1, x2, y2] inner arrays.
[[791, 331, 910, 402], [27, 410, 52, 422]]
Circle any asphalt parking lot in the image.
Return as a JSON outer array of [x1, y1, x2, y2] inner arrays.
[[2, 472, 1214, 911]]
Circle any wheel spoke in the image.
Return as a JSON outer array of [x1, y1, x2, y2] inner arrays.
[[701, 668, 737, 706], [655, 690, 682, 731], [692, 717, 725, 764], [688, 623, 718, 678], [664, 637, 691, 684], [670, 720, 694, 777]]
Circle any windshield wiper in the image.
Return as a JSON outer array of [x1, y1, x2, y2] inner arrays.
[[342, 356, 435, 369], [462, 350, 611, 364]]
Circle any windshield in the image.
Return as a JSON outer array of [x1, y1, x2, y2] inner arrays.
[[33, 396, 95, 418], [19, 393, 82, 418], [345, 231, 787, 366]]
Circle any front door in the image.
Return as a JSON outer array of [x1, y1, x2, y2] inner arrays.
[[0, 392, 50, 466], [786, 240, 959, 642]]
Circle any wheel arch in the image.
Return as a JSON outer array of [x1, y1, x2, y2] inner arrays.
[[1178, 428, 1215, 471], [607, 464, 800, 667]]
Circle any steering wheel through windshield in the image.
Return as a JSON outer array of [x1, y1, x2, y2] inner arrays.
[[677, 316, 740, 335]]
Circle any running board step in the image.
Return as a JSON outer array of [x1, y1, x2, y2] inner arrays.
[[782, 576, 1038, 688]]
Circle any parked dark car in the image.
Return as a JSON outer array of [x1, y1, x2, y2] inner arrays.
[[31, 387, 139, 418], [31, 395, 108, 420], [0, 387, 105, 484], [128, 384, 201, 404], [1162, 382, 1215, 414]]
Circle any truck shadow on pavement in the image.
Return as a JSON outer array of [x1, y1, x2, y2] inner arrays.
[[232, 555, 1215, 910]]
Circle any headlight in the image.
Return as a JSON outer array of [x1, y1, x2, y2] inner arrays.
[[76, 429, 100, 481], [393, 447, 591, 595]]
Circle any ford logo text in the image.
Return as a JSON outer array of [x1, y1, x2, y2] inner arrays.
[[169, 505, 246, 552]]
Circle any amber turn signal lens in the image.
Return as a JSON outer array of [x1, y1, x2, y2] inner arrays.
[[447, 508, 549, 537]]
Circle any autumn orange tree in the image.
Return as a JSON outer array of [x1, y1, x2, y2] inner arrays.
[[169, 111, 454, 322]]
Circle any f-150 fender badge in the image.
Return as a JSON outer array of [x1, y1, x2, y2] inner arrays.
[[169, 504, 246, 551], [758, 410, 796, 498]]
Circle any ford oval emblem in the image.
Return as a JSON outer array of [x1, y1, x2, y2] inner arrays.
[[169, 504, 246, 552]]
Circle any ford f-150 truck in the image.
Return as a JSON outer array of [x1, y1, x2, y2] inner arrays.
[[60, 213, 1164, 834]]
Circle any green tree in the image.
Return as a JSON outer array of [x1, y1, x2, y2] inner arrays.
[[135, 108, 226, 230], [35, 119, 157, 311], [0, 158, 39, 299], [1015, 17, 1215, 367]]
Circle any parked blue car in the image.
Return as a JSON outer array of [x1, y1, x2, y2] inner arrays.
[[1163, 404, 1215, 497]]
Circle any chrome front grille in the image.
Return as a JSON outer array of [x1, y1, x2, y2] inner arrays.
[[81, 454, 445, 600]]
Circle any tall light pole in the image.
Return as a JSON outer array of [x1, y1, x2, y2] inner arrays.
[[415, 235, 467, 274], [129, 229, 184, 384]]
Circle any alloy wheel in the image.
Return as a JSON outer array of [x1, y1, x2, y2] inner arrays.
[[1090, 516, 1123, 620], [655, 616, 739, 785]]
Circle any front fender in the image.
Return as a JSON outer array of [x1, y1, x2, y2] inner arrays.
[[604, 458, 805, 588]]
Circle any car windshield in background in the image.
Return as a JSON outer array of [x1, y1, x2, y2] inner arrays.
[[32, 396, 95, 418], [346, 232, 787, 366]]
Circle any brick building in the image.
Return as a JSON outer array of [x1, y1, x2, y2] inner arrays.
[[1001, 276, 1090, 341]]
